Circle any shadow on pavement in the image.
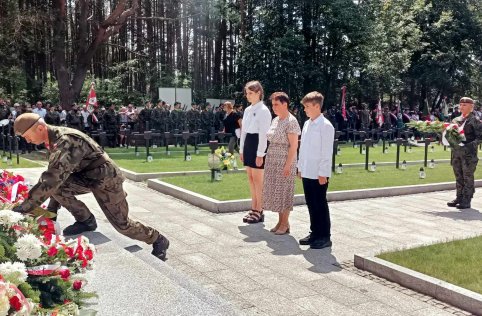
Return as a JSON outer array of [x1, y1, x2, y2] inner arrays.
[[424, 208, 482, 221], [238, 224, 341, 274]]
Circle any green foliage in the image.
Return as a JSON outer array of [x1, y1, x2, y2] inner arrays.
[[18, 282, 41, 303], [0, 0, 481, 107]]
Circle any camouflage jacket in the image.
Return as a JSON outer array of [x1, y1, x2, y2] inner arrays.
[[453, 112, 482, 157], [21, 126, 123, 211]]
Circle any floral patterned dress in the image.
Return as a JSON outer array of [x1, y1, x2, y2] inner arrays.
[[263, 114, 301, 213]]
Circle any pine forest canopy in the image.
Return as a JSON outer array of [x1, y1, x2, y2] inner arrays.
[[0, 0, 481, 110]]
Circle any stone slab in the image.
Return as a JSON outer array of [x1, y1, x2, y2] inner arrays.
[[354, 254, 482, 316]]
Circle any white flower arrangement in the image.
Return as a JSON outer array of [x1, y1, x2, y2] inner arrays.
[[0, 211, 25, 228], [14, 234, 43, 262], [0, 262, 27, 286]]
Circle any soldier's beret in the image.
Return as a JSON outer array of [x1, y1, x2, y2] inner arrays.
[[460, 97, 474, 104], [14, 113, 41, 135]]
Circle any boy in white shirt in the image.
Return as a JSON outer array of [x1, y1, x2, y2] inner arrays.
[[297, 91, 335, 249]]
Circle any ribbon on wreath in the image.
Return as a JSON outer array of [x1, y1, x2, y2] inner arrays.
[[26, 263, 62, 276]]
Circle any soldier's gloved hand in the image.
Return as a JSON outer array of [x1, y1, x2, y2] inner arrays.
[[12, 205, 27, 214]]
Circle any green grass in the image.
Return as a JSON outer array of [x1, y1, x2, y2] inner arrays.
[[0, 156, 43, 169], [336, 142, 452, 164], [106, 142, 458, 173], [378, 236, 482, 294], [161, 163, 482, 200], [110, 152, 242, 173]]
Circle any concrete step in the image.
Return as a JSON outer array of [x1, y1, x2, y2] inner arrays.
[[11, 168, 241, 316]]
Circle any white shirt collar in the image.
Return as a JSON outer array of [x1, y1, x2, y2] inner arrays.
[[310, 113, 324, 125], [251, 101, 264, 110]]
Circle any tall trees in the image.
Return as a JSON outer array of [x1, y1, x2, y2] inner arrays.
[[53, 0, 138, 109], [0, 0, 480, 108]]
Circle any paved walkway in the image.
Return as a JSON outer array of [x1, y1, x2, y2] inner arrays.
[[16, 168, 482, 315]]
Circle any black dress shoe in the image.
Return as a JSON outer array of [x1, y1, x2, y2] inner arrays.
[[447, 199, 460, 207], [299, 233, 313, 245], [152, 235, 170, 261], [310, 238, 332, 249], [63, 215, 97, 236], [456, 202, 471, 209]]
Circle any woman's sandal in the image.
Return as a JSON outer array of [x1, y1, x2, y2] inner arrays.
[[270, 223, 280, 232], [243, 210, 256, 223], [274, 225, 290, 235], [246, 210, 264, 224]]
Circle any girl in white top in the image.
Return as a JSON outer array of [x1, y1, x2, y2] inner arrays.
[[240, 81, 272, 223]]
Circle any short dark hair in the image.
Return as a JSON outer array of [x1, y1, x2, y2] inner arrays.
[[270, 92, 290, 105]]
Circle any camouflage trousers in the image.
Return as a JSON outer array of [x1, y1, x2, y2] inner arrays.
[[452, 149, 478, 200], [48, 174, 159, 244]]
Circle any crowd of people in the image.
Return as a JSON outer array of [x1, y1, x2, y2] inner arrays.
[[325, 101, 481, 132], [0, 98, 245, 149]]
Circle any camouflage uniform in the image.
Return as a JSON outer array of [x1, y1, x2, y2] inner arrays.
[[150, 106, 164, 132], [451, 112, 482, 206], [186, 108, 201, 132], [18, 126, 161, 245], [138, 106, 152, 132], [201, 110, 214, 142], [102, 108, 118, 147]]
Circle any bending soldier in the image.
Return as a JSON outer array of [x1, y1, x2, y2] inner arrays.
[[12, 113, 170, 261]]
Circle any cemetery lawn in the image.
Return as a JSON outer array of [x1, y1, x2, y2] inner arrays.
[[0, 157, 43, 169], [336, 142, 452, 164], [161, 163, 482, 200], [111, 151, 242, 173], [378, 236, 482, 295], [106, 143, 457, 173]]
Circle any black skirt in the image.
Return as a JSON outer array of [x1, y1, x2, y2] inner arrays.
[[243, 133, 265, 169]]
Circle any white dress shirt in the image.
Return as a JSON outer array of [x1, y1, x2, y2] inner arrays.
[[297, 114, 335, 179], [32, 107, 47, 118], [239, 101, 272, 157]]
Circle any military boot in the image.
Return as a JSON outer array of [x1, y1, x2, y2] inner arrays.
[[447, 196, 462, 207], [152, 235, 170, 261], [456, 197, 471, 209], [63, 215, 97, 236]]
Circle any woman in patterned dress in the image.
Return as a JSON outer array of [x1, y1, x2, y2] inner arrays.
[[263, 92, 301, 234]]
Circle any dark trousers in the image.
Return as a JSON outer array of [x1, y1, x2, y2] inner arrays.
[[452, 150, 478, 199], [302, 178, 331, 239]]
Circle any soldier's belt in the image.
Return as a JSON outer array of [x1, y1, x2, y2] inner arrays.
[[84, 153, 110, 171]]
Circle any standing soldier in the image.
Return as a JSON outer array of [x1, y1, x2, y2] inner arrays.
[[186, 103, 201, 132], [66, 104, 82, 131], [214, 103, 225, 132], [169, 102, 182, 131], [88, 106, 102, 132], [12, 113, 170, 261], [447, 97, 482, 209], [44, 105, 61, 126], [103, 104, 118, 147], [359, 103, 371, 130], [150, 101, 162, 132], [201, 103, 214, 141], [138, 101, 153, 132]]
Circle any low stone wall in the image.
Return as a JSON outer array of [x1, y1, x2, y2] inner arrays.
[[354, 255, 482, 315], [147, 179, 482, 213]]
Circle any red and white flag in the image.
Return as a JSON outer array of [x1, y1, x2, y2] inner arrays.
[[341, 86, 347, 121], [376, 99, 384, 127], [86, 82, 97, 112]]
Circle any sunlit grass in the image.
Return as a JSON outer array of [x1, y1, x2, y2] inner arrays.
[[378, 236, 482, 294]]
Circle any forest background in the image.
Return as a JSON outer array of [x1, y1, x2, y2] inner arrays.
[[0, 0, 481, 110]]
